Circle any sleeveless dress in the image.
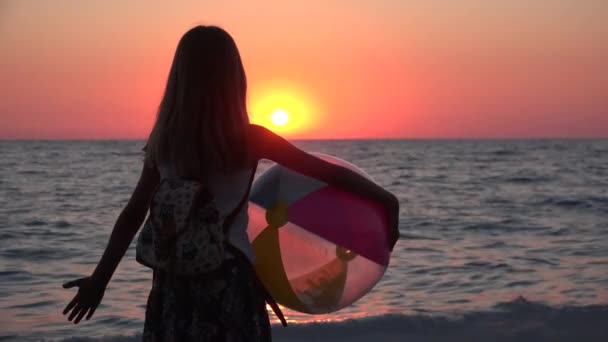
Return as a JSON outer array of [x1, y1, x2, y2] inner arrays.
[[141, 165, 271, 342]]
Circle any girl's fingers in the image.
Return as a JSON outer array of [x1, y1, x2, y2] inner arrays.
[[86, 306, 97, 320], [62, 278, 83, 289], [68, 304, 83, 321], [74, 307, 88, 324], [63, 297, 78, 315], [389, 224, 399, 251]]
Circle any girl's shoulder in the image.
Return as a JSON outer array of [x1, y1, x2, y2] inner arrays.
[[247, 123, 265, 143], [246, 124, 265, 160], [250, 123, 281, 139]]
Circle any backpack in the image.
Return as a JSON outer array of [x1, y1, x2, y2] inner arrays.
[[134, 163, 288, 327], [135, 165, 256, 276]]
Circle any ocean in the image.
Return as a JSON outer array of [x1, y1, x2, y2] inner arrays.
[[1, 139, 607, 341]]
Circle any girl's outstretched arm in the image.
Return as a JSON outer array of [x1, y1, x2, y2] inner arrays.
[[251, 124, 400, 249], [62, 162, 159, 323], [90, 161, 159, 284]]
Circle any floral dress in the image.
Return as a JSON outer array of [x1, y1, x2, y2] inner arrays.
[[142, 258, 271, 342]]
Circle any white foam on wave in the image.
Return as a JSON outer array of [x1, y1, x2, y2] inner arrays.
[[49, 298, 608, 342]]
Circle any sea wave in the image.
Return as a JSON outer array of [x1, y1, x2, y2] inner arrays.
[[42, 298, 608, 342]]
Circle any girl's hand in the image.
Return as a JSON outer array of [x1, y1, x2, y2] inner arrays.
[[62, 276, 106, 324], [386, 197, 400, 251]]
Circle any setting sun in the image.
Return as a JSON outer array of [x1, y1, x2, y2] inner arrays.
[[270, 109, 289, 126], [248, 81, 320, 137]]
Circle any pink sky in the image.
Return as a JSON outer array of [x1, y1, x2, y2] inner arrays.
[[0, 0, 606, 139]]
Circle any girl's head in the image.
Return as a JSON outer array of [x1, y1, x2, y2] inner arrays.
[[146, 26, 250, 176]]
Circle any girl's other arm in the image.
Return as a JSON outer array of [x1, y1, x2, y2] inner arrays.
[[63, 162, 159, 323], [90, 162, 160, 285]]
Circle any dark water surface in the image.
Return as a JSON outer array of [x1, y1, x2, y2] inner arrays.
[[1, 139, 607, 341]]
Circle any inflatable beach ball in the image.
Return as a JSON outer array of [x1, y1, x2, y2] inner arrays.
[[247, 154, 391, 314]]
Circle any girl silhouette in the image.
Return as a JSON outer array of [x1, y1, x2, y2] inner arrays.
[[62, 25, 400, 341]]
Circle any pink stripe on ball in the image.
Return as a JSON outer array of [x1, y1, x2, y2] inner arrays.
[[289, 186, 391, 267]]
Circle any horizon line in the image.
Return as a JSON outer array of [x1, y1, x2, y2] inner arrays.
[[1, 137, 607, 141]]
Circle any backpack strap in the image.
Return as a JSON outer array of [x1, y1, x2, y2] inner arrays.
[[227, 242, 288, 327]]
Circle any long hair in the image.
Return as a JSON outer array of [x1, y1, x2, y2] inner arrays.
[[145, 26, 250, 178]]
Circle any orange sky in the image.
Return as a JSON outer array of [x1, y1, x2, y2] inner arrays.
[[1, 0, 607, 139]]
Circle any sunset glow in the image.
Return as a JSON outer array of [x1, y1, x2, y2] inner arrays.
[[0, 1, 606, 139], [248, 83, 318, 136]]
